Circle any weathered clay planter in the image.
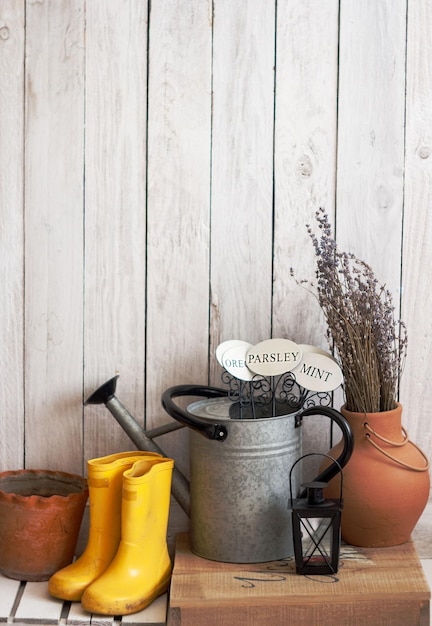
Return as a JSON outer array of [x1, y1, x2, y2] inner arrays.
[[0, 469, 88, 581], [325, 403, 430, 547]]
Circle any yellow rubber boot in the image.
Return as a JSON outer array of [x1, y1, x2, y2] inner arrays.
[[48, 451, 162, 601], [81, 457, 174, 616]]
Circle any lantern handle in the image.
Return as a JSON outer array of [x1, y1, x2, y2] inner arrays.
[[289, 452, 343, 506], [296, 405, 353, 485]]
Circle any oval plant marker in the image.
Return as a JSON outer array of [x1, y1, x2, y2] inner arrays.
[[221, 343, 255, 381], [292, 352, 343, 392], [246, 338, 301, 376], [216, 339, 250, 366]]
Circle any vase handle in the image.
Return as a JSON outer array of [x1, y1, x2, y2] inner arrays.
[[363, 422, 409, 447], [365, 435, 430, 472]]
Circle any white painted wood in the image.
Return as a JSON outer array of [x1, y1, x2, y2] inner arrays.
[[0, 0, 25, 470], [86, 615, 114, 626], [83, 0, 149, 461], [273, 0, 339, 460], [336, 0, 407, 301], [273, 0, 339, 345], [24, 0, 85, 473], [0, 574, 21, 620], [209, 0, 275, 384], [400, 0, 432, 459], [145, 0, 213, 476], [67, 600, 92, 625], [331, 0, 407, 422], [14, 581, 63, 623]]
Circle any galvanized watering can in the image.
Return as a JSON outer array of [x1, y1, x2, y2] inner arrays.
[[85, 376, 353, 563]]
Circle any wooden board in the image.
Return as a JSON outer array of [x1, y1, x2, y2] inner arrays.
[[24, 0, 85, 474], [168, 534, 430, 626], [209, 0, 275, 371], [14, 581, 63, 624], [0, 0, 25, 470], [145, 0, 212, 480], [83, 0, 149, 461], [272, 0, 339, 470], [0, 574, 167, 625], [400, 0, 432, 449]]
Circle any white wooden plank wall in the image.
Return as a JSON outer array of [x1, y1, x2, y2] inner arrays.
[[1, 0, 431, 493]]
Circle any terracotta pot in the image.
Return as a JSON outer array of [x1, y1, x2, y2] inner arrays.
[[325, 403, 430, 547], [0, 469, 88, 581]]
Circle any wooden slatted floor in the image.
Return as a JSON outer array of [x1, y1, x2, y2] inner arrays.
[[0, 576, 167, 625]]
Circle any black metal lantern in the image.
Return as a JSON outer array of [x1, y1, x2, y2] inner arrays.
[[289, 453, 343, 575]]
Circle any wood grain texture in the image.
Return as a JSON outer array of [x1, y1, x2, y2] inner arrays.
[[336, 0, 406, 299], [24, 0, 85, 473], [401, 0, 432, 450], [0, 1, 25, 470], [273, 0, 339, 345], [168, 534, 430, 626], [145, 0, 213, 475], [209, 0, 275, 384], [273, 0, 339, 460], [84, 0, 149, 461]]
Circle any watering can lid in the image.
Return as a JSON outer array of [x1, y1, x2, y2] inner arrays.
[[187, 397, 299, 422], [187, 398, 233, 420]]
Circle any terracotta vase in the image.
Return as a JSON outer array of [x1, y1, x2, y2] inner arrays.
[[0, 469, 88, 581], [325, 403, 430, 547]]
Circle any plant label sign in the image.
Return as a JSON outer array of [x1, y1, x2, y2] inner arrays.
[[293, 352, 343, 392], [246, 338, 302, 376], [217, 340, 255, 381]]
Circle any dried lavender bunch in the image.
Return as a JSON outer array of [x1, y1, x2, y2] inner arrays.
[[292, 208, 407, 413]]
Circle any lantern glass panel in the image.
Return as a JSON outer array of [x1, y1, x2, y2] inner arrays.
[[299, 514, 337, 566], [292, 505, 342, 575]]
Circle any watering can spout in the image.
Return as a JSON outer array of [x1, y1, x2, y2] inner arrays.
[[84, 376, 191, 518], [85, 375, 119, 405]]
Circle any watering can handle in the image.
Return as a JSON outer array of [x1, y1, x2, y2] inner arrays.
[[297, 405, 354, 485], [161, 385, 229, 441]]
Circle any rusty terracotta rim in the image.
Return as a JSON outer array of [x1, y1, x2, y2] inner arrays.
[[0, 469, 88, 507]]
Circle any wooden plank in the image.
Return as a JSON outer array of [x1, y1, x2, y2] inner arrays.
[[145, 0, 212, 476], [0, 0, 25, 470], [168, 534, 430, 626], [333, 0, 407, 422], [67, 601, 92, 625], [83, 0, 149, 460], [336, 0, 406, 300], [14, 582, 63, 624], [272, 0, 339, 461], [88, 615, 114, 626], [400, 0, 432, 460], [24, 0, 85, 473], [0, 574, 21, 622], [273, 0, 339, 343], [209, 0, 275, 381]]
